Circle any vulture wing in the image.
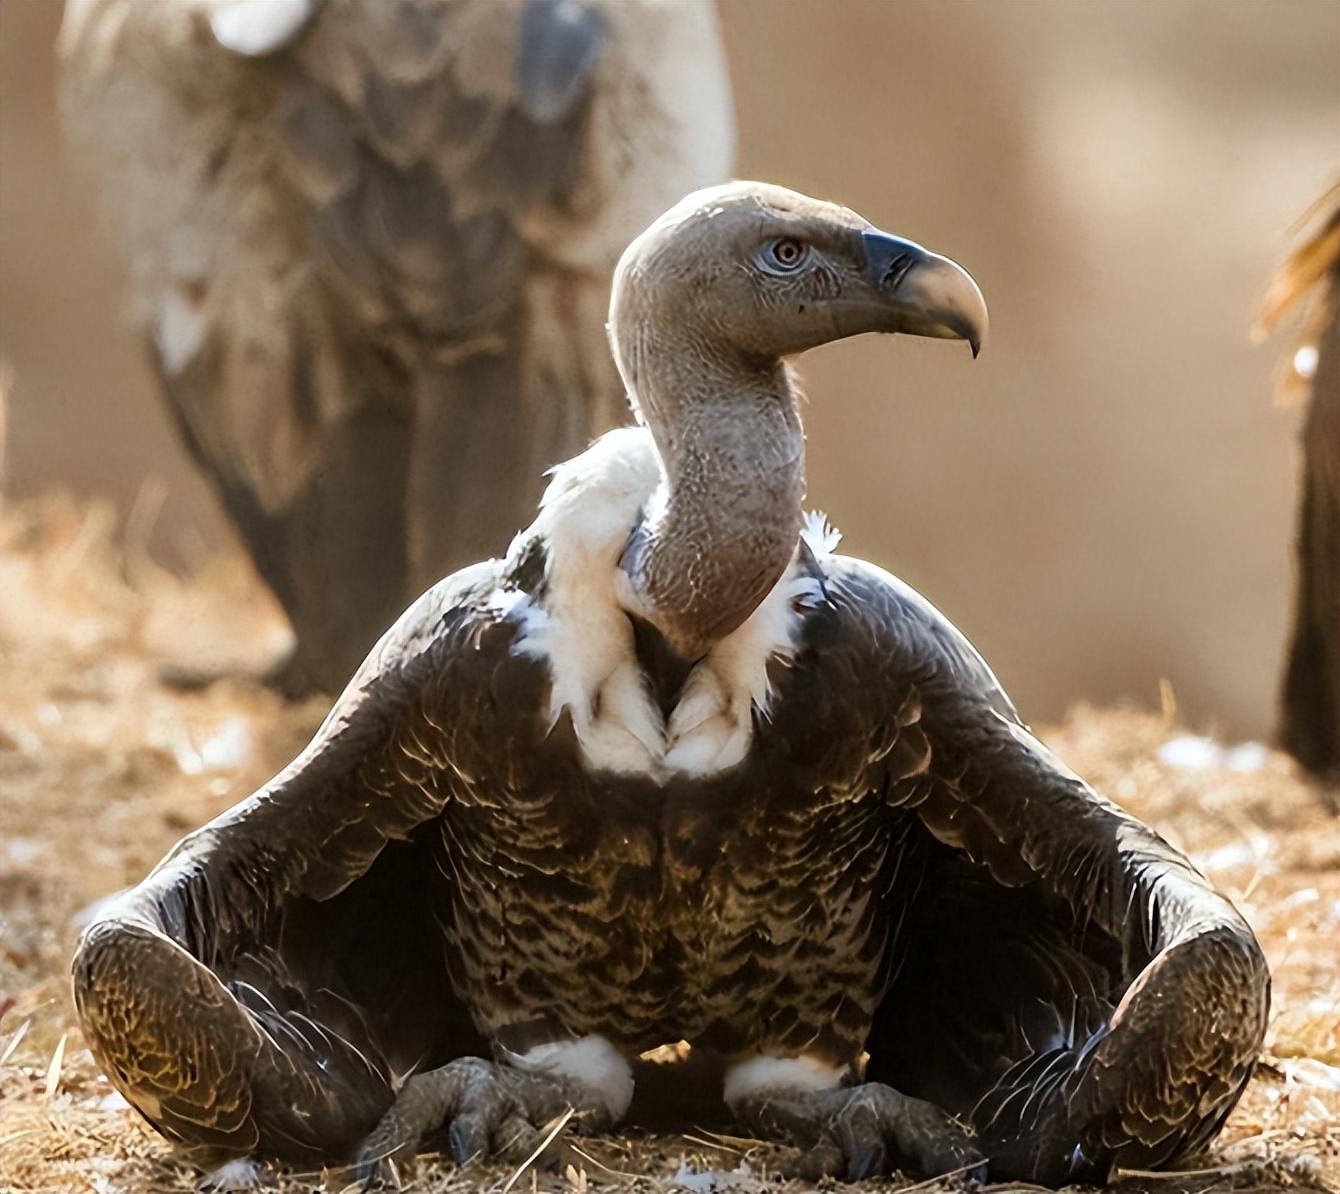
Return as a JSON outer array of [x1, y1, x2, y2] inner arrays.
[[57, 0, 732, 691], [71, 560, 522, 1164], [820, 557, 1269, 1185]]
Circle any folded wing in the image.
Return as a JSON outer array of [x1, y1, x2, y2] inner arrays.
[[72, 561, 513, 1163], [825, 558, 1269, 1184]]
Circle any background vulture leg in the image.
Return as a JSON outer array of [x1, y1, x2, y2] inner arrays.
[[150, 349, 416, 697], [407, 351, 546, 592], [354, 1056, 615, 1188], [237, 402, 416, 696], [405, 325, 611, 596], [727, 1082, 985, 1182], [157, 642, 309, 700]]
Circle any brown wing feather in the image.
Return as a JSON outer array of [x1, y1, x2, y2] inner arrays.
[[72, 561, 505, 1164], [824, 558, 1269, 1184]]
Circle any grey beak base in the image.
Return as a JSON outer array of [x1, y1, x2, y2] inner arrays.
[[861, 229, 988, 357], [862, 230, 929, 291]]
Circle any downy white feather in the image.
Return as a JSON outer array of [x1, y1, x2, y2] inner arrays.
[[513, 429, 835, 780]]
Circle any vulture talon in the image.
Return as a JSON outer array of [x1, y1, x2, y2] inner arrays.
[[491, 1113, 548, 1165], [792, 1140, 847, 1182], [841, 1142, 886, 1183], [354, 1056, 590, 1185], [736, 1082, 985, 1183]]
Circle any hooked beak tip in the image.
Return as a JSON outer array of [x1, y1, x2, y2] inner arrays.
[[862, 228, 988, 357]]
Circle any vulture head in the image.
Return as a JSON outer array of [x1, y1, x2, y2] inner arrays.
[[611, 182, 988, 661], [609, 180, 987, 380]]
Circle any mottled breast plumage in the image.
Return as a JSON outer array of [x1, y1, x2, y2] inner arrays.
[[417, 535, 904, 1062]]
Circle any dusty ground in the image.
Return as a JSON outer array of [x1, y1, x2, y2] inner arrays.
[[1, 499, 1337, 1194]]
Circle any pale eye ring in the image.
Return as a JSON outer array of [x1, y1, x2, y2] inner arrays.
[[758, 237, 809, 274]]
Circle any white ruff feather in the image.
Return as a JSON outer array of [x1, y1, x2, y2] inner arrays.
[[722, 1055, 848, 1108], [513, 428, 831, 780], [506, 1035, 635, 1121]]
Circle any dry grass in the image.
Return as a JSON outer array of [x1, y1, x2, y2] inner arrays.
[[0, 498, 1337, 1194]]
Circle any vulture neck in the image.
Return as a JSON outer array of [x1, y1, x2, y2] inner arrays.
[[621, 335, 806, 661]]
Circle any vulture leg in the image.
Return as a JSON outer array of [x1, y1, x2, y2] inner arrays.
[[149, 335, 416, 696], [407, 346, 552, 589], [354, 1055, 618, 1185], [251, 399, 416, 694], [405, 289, 624, 594], [727, 1081, 984, 1182]]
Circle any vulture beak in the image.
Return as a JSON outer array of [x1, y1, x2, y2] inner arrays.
[[861, 230, 988, 357]]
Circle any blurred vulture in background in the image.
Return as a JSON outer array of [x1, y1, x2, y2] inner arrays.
[[1259, 184, 1340, 787], [58, 0, 734, 694]]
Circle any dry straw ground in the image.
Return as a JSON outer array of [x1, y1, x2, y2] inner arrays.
[[1, 499, 1337, 1194]]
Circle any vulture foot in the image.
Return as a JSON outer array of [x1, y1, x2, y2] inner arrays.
[[733, 1082, 986, 1183], [353, 1056, 602, 1188]]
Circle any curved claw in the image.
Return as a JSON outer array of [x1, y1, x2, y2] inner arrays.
[[825, 1088, 986, 1179], [354, 1056, 573, 1188], [882, 1088, 986, 1181], [735, 1080, 986, 1183]]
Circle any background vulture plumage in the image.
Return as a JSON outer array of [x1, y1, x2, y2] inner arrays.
[[56, 0, 734, 694], [1261, 185, 1340, 787]]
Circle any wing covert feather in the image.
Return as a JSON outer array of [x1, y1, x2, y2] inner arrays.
[[823, 557, 1269, 1183], [73, 561, 510, 1162]]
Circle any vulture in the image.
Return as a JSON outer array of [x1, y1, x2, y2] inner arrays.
[[1263, 186, 1340, 783], [57, 0, 733, 693], [73, 183, 1269, 1190]]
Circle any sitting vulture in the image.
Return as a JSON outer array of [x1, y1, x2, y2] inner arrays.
[[1263, 187, 1340, 783], [57, 0, 733, 693], [73, 184, 1269, 1189]]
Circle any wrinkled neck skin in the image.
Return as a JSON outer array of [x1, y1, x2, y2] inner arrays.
[[618, 329, 806, 661]]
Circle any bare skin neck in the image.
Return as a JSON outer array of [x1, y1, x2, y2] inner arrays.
[[618, 332, 805, 660]]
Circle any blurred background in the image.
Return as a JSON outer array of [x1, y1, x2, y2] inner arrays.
[[2, 0, 1337, 737]]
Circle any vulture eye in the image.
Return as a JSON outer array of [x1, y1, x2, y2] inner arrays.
[[757, 237, 809, 274]]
